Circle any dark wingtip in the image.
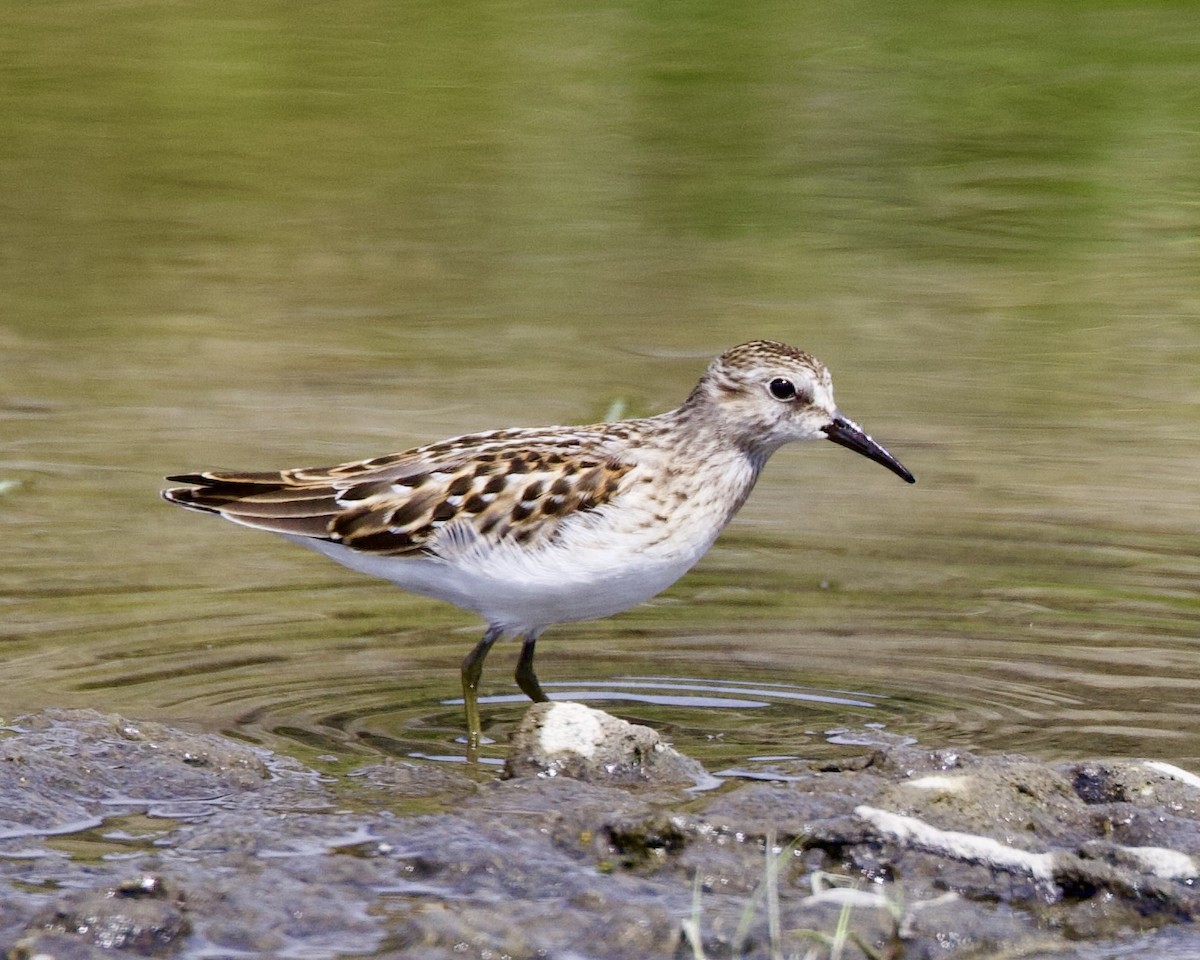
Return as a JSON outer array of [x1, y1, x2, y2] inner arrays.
[[161, 485, 220, 512]]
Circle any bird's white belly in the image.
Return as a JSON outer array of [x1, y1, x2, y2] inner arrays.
[[284, 521, 717, 633]]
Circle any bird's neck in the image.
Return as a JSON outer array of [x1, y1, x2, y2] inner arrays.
[[662, 394, 780, 471], [640, 402, 772, 509]]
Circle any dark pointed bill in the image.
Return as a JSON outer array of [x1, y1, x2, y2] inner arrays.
[[822, 416, 915, 484]]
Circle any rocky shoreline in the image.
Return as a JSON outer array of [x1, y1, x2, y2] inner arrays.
[[4, 706, 1200, 958]]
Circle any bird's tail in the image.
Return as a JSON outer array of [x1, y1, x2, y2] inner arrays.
[[162, 472, 339, 538]]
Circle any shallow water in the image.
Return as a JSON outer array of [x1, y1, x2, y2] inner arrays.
[[3, 0, 1199, 772]]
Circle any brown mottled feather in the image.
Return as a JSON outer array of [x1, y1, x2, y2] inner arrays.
[[328, 455, 633, 555], [163, 428, 637, 557]]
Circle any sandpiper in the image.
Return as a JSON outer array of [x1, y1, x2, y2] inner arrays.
[[163, 340, 914, 748]]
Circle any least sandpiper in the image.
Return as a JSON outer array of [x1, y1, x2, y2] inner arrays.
[[163, 340, 914, 748]]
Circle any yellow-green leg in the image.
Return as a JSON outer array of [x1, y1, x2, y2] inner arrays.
[[461, 624, 503, 750], [514, 629, 549, 703]]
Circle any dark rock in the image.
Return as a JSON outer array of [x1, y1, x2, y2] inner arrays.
[[1058, 758, 1200, 817]]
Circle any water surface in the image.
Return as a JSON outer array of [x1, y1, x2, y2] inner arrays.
[[3, 0, 1199, 770]]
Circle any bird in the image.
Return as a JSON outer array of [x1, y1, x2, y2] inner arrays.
[[163, 339, 914, 750]]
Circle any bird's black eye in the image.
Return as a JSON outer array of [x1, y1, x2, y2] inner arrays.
[[768, 378, 797, 401]]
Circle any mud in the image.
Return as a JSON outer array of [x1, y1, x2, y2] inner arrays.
[[3, 708, 1200, 959]]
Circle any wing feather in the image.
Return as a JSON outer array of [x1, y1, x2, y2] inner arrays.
[[163, 426, 637, 555]]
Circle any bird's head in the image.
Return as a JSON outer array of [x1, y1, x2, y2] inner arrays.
[[690, 339, 915, 483]]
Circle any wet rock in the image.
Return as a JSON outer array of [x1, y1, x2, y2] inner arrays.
[[502, 701, 709, 784], [1060, 758, 1200, 816], [380, 895, 682, 959], [700, 772, 889, 838], [0, 710, 372, 955], [19, 875, 188, 956], [345, 760, 478, 802], [459, 774, 660, 855], [0, 708, 269, 840], [866, 752, 1087, 846], [3, 710, 1200, 959], [686, 744, 1200, 954], [9, 932, 118, 960]]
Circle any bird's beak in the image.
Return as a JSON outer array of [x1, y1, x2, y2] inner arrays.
[[822, 415, 915, 484]]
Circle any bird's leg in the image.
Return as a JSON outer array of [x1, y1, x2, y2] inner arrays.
[[514, 630, 549, 703], [461, 624, 504, 752]]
